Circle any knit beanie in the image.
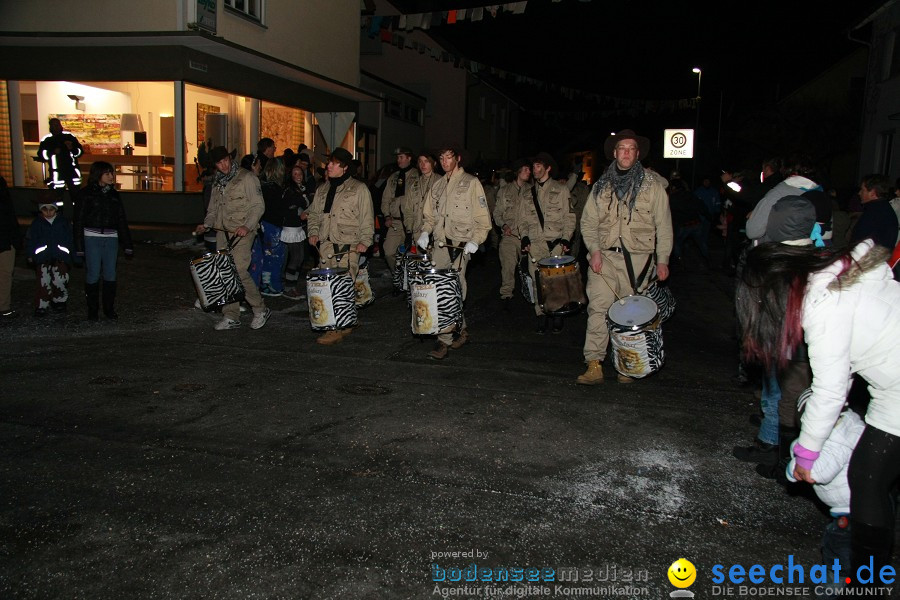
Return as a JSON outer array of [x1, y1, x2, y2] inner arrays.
[[765, 195, 817, 245]]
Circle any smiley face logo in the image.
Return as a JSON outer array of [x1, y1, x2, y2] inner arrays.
[[667, 558, 696, 588]]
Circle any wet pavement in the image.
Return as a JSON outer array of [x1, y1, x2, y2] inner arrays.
[[1, 232, 897, 599]]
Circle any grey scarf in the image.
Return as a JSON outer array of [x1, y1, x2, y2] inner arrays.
[[213, 161, 239, 193], [595, 160, 645, 223]]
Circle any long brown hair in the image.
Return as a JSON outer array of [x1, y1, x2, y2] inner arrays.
[[736, 243, 853, 369]]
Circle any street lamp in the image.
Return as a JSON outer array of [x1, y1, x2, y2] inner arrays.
[[692, 67, 702, 188]]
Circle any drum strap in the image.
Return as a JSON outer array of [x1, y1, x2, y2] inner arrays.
[[620, 237, 653, 293], [530, 186, 545, 230]]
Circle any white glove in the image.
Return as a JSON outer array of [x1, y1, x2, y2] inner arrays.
[[464, 241, 478, 255], [417, 232, 430, 249]]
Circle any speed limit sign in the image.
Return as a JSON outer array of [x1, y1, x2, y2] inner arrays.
[[663, 129, 694, 158]]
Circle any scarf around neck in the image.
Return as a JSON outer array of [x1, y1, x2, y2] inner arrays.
[[324, 172, 351, 214], [213, 161, 240, 193], [596, 160, 645, 222]]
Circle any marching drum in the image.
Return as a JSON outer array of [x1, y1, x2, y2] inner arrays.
[[355, 266, 374, 308], [306, 267, 358, 331], [409, 268, 463, 336], [606, 295, 664, 379], [392, 247, 407, 291], [190, 250, 246, 311], [535, 255, 587, 315], [405, 252, 432, 307]]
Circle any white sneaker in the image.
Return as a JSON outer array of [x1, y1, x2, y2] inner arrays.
[[250, 308, 271, 330], [214, 318, 241, 330]]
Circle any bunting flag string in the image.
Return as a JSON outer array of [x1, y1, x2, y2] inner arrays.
[[363, 15, 699, 117]]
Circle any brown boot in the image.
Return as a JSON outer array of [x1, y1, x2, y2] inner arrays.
[[428, 341, 449, 360], [576, 360, 604, 385], [316, 330, 344, 345], [450, 328, 469, 349], [616, 373, 636, 384], [339, 326, 356, 338]]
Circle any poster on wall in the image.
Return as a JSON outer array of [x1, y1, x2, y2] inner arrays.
[[261, 106, 297, 156], [197, 103, 221, 149], [52, 114, 121, 153]]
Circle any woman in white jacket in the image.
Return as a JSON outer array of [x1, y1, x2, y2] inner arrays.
[[737, 239, 900, 584]]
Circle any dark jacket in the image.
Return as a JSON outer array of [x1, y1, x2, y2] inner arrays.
[[74, 183, 134, 255], [282, 183, 312, 229], [26, 215, 75, 264], [852, 199, 899, 249], [261, 181, 289, 227], [0, 176, 23, 252]]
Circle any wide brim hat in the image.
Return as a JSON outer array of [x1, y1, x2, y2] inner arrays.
[[604, 129, 650, 160], [328, 147, 354, 165], [393, 146, 414, 156], [509, 157, 531, 174], [210, 146, 237, 164], [531, 151, 559, 175]]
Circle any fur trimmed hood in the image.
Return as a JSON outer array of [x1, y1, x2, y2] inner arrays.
[[826, 240, 890, 292]]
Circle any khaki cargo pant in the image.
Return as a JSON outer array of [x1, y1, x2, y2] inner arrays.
[[582, 251, 651, 362], [217, 231, 265, 321], [498, 234, 520, 299], [383, 223, 405, 273]]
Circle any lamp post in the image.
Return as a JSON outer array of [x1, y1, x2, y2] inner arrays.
[[692, 67, 702, 188]]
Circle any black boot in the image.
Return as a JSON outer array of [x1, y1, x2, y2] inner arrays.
[[102, 280, 118, 319], [850, 521, 894, 584], [85, 282, 100, 321]]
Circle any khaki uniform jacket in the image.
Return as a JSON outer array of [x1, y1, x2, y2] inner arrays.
[[404, 171, 436, 239], [422, 167, 491, 245], [308, 177, 375, 247], [204, 169, 265, 233], [493, 181, 528, 234], [516, 178, 576, 245], [381, 168, 419, 227], [581, 171, 673, 264]]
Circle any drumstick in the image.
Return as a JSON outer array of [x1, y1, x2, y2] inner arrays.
[[437, 241, 467, 250]]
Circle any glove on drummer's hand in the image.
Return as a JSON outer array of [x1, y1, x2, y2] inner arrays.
[[417, 232, 430, 249], [464, 241, 478, 255]]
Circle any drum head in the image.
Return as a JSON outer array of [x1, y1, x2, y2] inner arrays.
[[537, 255, 575, 268], [309, 267, 349, 277], [608, 295, 659, 329]]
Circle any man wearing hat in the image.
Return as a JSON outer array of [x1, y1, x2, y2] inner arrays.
[[418, 143, 492, 359], [381, 147, 419, 276], [194, 146, 271, 331], [307, 147, 374, 345], [518, 152, 576, 333], [493, 158, 532, 309], [577, 130, 672, 385]]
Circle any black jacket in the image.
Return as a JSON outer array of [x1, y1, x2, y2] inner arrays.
[[0, 176, 23, 252], [73, 184, 133, 254]]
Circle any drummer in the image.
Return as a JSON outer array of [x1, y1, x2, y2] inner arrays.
[[307, 147, 374, 345], [517, 152, 576, 334], [493, 157, 531, 311], [417, 143, 492, 360], [404, 149, 439, 249], [577, 130, 672, 385]]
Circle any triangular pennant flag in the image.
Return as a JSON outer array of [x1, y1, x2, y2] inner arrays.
[[447, 9, 457, 24], [471, 7, 483, 20], [457, 9, 467, 19]]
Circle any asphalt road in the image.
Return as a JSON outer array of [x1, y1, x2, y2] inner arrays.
[[1, 236, 897, 599]]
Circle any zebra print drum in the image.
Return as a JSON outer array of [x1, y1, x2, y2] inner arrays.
[[642, 280, 676, 323], [355, 266, 374, 308], [409, 268, 463, 336], [190, 250, 246, 312], [307, 267, 358, 331], [606, 295, 664, 379], [405, 252, 433, 307], [392, 247, 407, 291], [518, 256, 536, 304]]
